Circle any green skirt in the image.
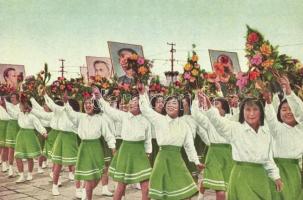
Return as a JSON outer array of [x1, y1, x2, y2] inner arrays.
[[194, 135, 208, 163], [149, 145, 198, 200], [270, 158, 302, 200], [203, 143, 234, 191], [75, 139, 104, 181], [111, 140, 151, 184], [116, 138, 123, 150], [5, 120, 20, 148], [43, 129, 59, 159], [181, 147, 198, 179], [51, 131, 78, 166], [0, 120, 8, 147], [149, 138, 159, 167], [100, 136, 112, 163], [14, 128, 41, 159], [228, 162, 272, 200]]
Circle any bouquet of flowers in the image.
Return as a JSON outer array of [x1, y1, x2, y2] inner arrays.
[[149, 76, 167, 96], [90, 75, 111, 90], [126, 54, 152, 85], [180, 45, 206, 91], [0, 83, 15, 96]]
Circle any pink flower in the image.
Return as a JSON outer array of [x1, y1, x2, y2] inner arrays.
[[250, 54, 262, 66], [236, 72, 249, 90], [137, 57, 145, 65], [183, 72, 191, 80]]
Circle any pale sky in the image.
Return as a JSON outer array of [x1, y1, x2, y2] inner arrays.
[[0, 0, 302, 81]]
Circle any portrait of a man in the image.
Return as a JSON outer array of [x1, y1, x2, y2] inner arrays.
[[86, 56, 113, 80], [0, 64, 25, 89], [108, 41, 144, 84]]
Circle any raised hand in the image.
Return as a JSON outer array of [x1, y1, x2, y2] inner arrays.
[[278, 75, 291, 95]]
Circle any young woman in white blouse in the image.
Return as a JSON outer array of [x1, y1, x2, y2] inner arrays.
[[138, 85, 204, 200], [4, 93, 21, 177], [264, 76, 303, 200], [196, 91, 283, 200], [94, 87, 152, 200], [65, 96, 116, 200], [191, 96, 234, 200], [6, 98, 47, 183]]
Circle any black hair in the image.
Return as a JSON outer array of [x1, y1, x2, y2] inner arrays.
[[163, 96, 184, 117], [239, 97, 264, 125], [277, 99, 287, 123], [3, 68, 16, 81], [68, 99, 80, 112], [93, 60, 109, 71], [117, 48, 137, 56], [83, 98, 101, 114], [54, 98, 64, 106], [214, 97, 230, 114], [6, 92, 19, 103]]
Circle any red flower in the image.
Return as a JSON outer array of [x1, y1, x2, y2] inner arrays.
[[248, 70, 260, 81], [174, 81, 181, 87], [66, 84, 73, 91], [82, 92, 91, 99], [214, 62, 224, 75], [247, 32, 259, 44]]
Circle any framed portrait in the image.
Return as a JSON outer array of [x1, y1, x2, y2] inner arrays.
[[86, 56, 113, 80], [208, 49, 241, 72], [108, 41, 144, 84], [0, 64, 25, 89]]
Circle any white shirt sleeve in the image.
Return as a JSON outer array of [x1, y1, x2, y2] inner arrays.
[[285, 91, 303, 124], [139, 93, 164, 125], [5, 101, 19, 119], [183, 126, 200, 165], [100, 116, 116, 149], [30, 98, 44, 111], [98, 98, 127, 122], [65, 103, 83, 127], [31, 108, 53, 121], [29, 114, 47, 135], [272, 93, 280, 113], [196, 124, 210, 146], [144, 121, 152, 154], [263, 136, 280, 181], [265, 103, 282, 137], [44, 94, 64, 113]]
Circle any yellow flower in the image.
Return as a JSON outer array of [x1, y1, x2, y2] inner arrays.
[[102, 82, 109, 89], [261, 59, 274, 69], [192, 55, 199, 62], [191, 69, 199, 76], [184, 63, 192, 71], [295, 62, 303, 69], [260, 43, 272, 56], [138, 66, 148, 75]]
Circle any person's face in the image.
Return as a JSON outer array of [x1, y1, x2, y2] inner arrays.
[[10, 94, 19, 105], [119, 50, 133, 72], [182, 99, 190, 115], [6, 70, 18, 85], [243, 103, 261, 128], [94, 63, 110, 78], [19, 103, 30, 113], [154, 97, 164, 113], [129, 97, 140, 115], [214, 100, 225, 116], [43, 104, 51, 112], [119, 102, 129, 112], [84, 99, 94, 115], [280, 102, 297, 126], [165, 98, 179, 118]]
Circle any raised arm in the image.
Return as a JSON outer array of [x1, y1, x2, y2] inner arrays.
[[139, 93, 164, 125], [285, 91, 303, 124], [44, 94, 64, 113], [264, 103, 282, 137], [64, 103, 84, 127], [30, 98, 44, 111], [98, 98, 127, 122]]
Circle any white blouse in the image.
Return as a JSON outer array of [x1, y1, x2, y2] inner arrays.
[[98, 98, 152, 153], [0, 106, 11, 120], [5, 101, 20, 120], [65, 104, 116, 148], [265, 94, 303, 159], [44, 94, 77, 133], [139, 93, 200, 165], [5, 101, 46, 135], [191, 100, 229, 144], [285, 91, 303, 124], [30, 98, 53, 128], [205, 107, 280, 181]]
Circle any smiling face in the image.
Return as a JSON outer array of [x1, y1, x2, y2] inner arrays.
[[119, 50, 133, 73], [182, 98, 190, 115], [84, 99, 94, 115], [279, 102, 297, 126], [165, 97, 179, 118], [243, 103, 261, 128], [129, 96, 140, 115], [10, 94, 19, 105], [214, 100, 225, 116]]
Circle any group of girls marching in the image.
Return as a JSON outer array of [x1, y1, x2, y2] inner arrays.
[[0, 75, 302, 200]]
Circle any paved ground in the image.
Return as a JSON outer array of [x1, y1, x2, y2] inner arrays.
[[0, 161, 216, 200]]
